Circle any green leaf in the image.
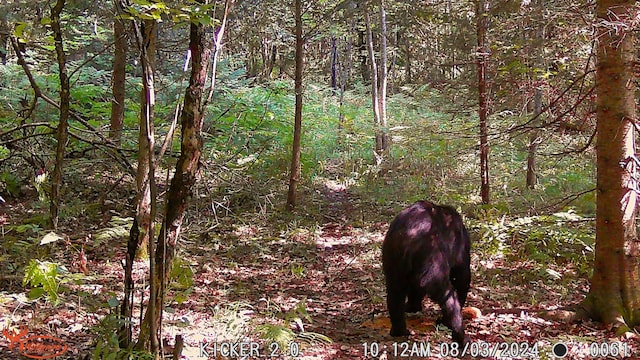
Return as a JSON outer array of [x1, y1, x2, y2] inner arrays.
[[14, 22, 27, 38], [28, 287, 46, 299], [107, 296, 120, 308]]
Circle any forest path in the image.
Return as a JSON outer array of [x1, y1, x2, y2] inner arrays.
[[1, 179, 639, 359]]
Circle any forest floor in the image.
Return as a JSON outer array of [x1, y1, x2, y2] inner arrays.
[[0, 175, 639, 359]]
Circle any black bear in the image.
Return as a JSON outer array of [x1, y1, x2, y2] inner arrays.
[[382, 200, 471, 345]]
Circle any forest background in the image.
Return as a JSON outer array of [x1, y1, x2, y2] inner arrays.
[[0, 0, 638, 359]]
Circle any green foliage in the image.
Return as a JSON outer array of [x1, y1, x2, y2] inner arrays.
[[471, 210, 595, 276], [123, 0, 218, 26], [0, 146, 9, 160], [208, 302, 254, 342], [92, 312, 154, 360], [94, 217, 132, 243], [256, 323, 296, 350], [0, 172, 21, 197], [290, 263, 305, 278], [258, 299, 332, 350], [169, 256, 194, 304], [23, 259, 66, 304]]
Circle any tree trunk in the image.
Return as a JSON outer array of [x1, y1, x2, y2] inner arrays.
[[526, 0, 543, 189], [580, 0, 640, 331], [330, 37, 338, 93], [261, 38, 276, 81], [134, 18, 157, 259], [403, 30, 411, 84], [122, 13, 158, 352], [378, 0, 389, 152], [345, 19, 355, 88], [364, 10, 382, 156], [0, 3, 8, 65], [476, 0, 490, 204], [136, 0, 231, 351], [526, 88, 541, 189], [286, 0, 303, 211], [358, 29, 369, 83], [110, 0, 127, 144], [49, 0, 70, 230]]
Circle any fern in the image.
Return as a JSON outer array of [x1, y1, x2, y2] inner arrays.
[[257, 323, 296, 350]]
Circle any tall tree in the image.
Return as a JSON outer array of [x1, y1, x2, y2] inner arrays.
[[476, 0, 490, 204], [364, 1, 389, 158], [136, 1, 232, 352], [0, 1, 8, 65], [49, 0, 70, 229], [377, 0, 388, 153], [526, 87, 542, 189], [110, 0, 127, 144], [525, 0, 544, 189], [364, 10, 380, 152], [580, 0, 640, 330], [121, 2, 158, 350], [286, 0, 304, 210]]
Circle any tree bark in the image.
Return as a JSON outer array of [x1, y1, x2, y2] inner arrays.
[[133, 18, 157, 260], [330, 37, 338, 93], [136, 0, 231, 351], [526, 88, 541, 189], [378, 0, 389, 152], [364, 10, 382, 156], [526, 0, 543, 189], [476, 0, 490, 204], [123, 10, 158, 351], [0, 2, 8, 65], [49, 0, 70, 230], [286, 0, 303, 210], [358, 29, 369, 85], [402, 30, 411, 84], [580, 0, 640, 331], [110, 0, 127, 144]]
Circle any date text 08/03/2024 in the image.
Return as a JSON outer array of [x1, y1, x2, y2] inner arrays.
[[361, 341, 632, 358]]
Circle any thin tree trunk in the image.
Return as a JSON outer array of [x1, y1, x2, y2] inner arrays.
[[378, 0, 389, 152], [110, 0, 127, 144], [358, 29, 369, 85], [140, 17, 160, 355], [49, 0, 70, 230], [136, 0, 231, 351], [134, 18, 156, 259], [338, 38, 346, 126], [364, 10, 382, 155], [404, 31, 411, 84], [476, 0, 490, 204], [346, 19, 354, 87], [123, 9, 158, 352], [0, 2, 8, 65], [330, 37, 338, 93], [286, 0, 303, 210], [526, 0, 543, 189], [526, 88, 541, 189], [338, 19, 355, 126], [580, 0, 640, 330]]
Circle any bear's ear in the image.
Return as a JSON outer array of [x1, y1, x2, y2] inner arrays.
[[430, 206, 452, 227]]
